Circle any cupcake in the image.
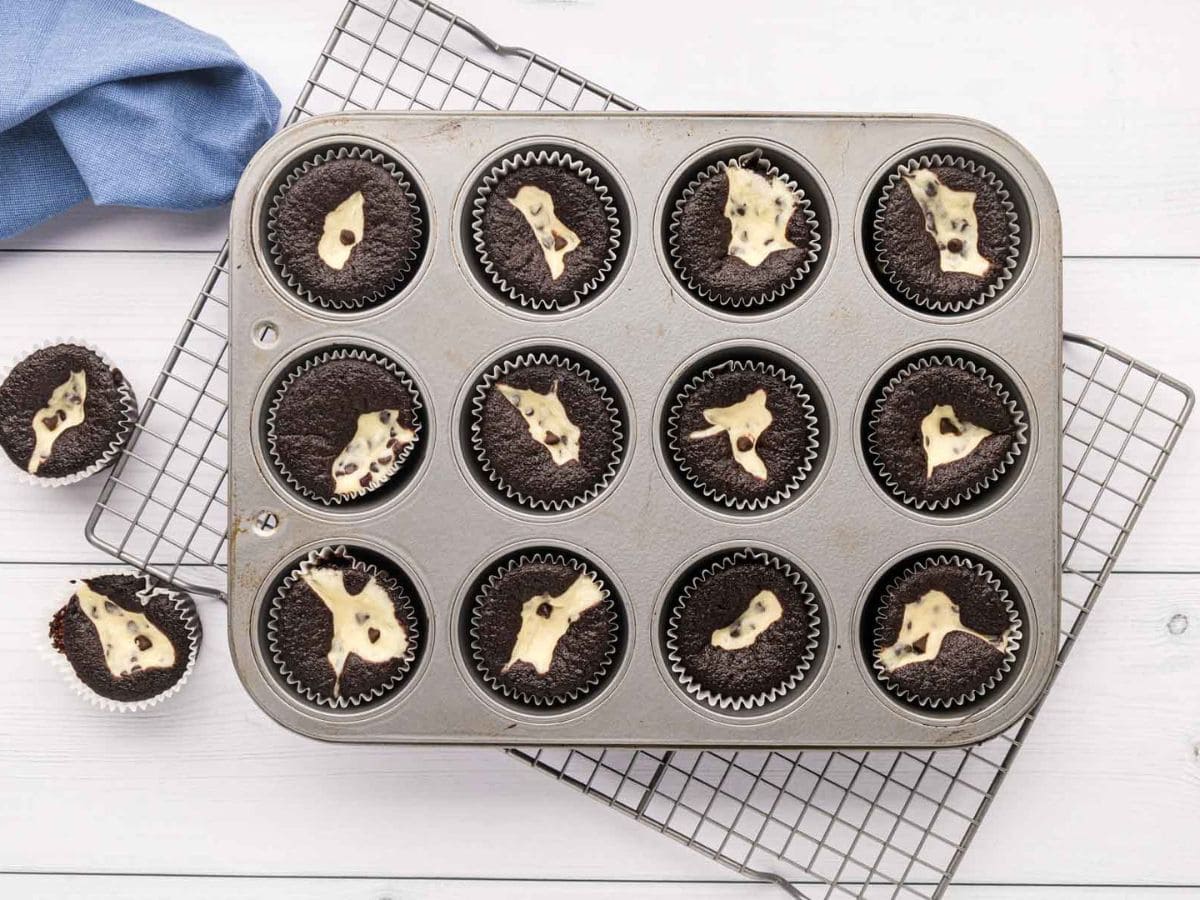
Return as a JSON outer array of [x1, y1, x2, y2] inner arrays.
[[268, 146, 423, 309], [468, 551, 620, 708], [867, 355, 1026, 511], [266, 547, 421, 709], [668, 148, 821, 309], [468, 350, 624, 512], [48, 573, 201, 709], [266, 348, 423, 504], [666, 357, 820, 511], [871, 153, 1021, 313], [665, 549, 820, 711], [0, 342, 137, 485], [872, 554, 1021, 708], [470, 149, 621, 311]]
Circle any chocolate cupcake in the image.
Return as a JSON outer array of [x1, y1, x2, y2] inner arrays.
[[666, 358, 820, 511], [665, 549, 820, 711], [266, 547, 421, 709], [468, 350, 624, 512], [48, 573, 201, 709], [266, 349, 423, 505], [871, 153, 1020, 313], [468, 552, 620, 708], [470, 149, 621, 311], [267, 146, 424, 309], [872, 554, 1021, 708], [867, 355, 1026, 511], [0, 342, 137, 485], [668, 149, 821, 310]]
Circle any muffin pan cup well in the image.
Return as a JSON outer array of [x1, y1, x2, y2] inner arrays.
[[228, 113, 1060, 748]]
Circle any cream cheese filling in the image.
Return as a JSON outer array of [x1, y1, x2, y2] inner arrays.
[[877, 589, 1012, 671], [503, 573, 603, 675], [688, 388, 772, 480], [496, 381, 580, 466], [317, 190, 365, 270], [74, 581, 175, 677], [711, 590, 783, 651], [920, 404, 993, 478], [28, 369, 87, 474], [902, 169, 990, 277], [507, 185, 581, 280], [723, 166, 797, 267], [330, 409, 417, 495], [301, 566, 408, 696]]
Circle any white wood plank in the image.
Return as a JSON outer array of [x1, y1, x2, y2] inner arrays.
[[1, 566, 1196, 885]]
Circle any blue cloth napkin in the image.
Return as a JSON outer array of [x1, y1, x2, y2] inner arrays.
[[0, 0, 280, 239]]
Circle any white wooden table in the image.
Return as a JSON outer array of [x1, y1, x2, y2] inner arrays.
[[2, 1, 1197, 897]]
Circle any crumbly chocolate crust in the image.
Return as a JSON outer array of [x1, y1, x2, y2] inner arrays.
[[272, 157, 418, 306], [270, 356, 420, 501], [479, 164, 612, 306], [471, 559, 616, 705], [49, 574, 198, 702], [871, 363, 1016, 505], [0, 344, 131, 479]]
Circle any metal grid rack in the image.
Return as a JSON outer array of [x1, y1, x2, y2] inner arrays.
[[84, 2, 1194, 897]]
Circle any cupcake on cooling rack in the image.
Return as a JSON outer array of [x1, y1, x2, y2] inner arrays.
[[668, 148, 821, 310], [267, 145, 424, 309], [267, 546, 422, 709], [871, 152, 1021, 313], [468, 551, 621, 709], [470, 148, 622, 311], [666, 356, 820, 512], [866, 354, 1026, 511], [468, 349, 625, 512], [48, 573, 201, 710], [872, 554, 1021, 708], [664, 548, 820, 712], [266, 348, 423, 505], [0, 342, 137, 485]]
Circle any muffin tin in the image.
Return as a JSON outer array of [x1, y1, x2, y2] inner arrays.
[[227, 112, 1061, 748]]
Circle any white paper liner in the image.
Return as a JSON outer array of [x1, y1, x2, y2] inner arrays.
[[265, 545, 421, 709], [665, 358, 820, 511], [468, 350, 625, 512], [871, 554, 1023, 709], [266, 145, 424, 310], [264, 347, 423, 505], [665, 548, 821, 712], [467, 551, 620, 708], [0, 338, 138, 488], [872, 152, 1021, 314], [469, 148, 622, 312], [42, 567, 202, 713], [866, 354, 1029, 512], [667, 150, 822, 309]]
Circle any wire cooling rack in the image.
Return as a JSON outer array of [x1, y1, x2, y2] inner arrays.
[[84, 2, 1194, 897]]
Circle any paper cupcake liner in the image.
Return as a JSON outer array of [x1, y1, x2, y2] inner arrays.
[[667, 149, 822, 310], [264, 347, 423, 506], [470, 148, 622, 312], [266, 145, 424, 311], [265, 545, 421, 709], [665, 358, 820, 512], [665, 548, 821, 712], [866, 354, 1028, 512], [468, 551, 620, 708], [468, 350, 625, 512], [871, 554, 1022, 710], [872, 153, 1021, 314], [43, 568, 202, 713], [0, 338, 138, 488]]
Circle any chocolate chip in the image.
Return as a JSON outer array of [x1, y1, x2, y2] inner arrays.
[[764, 238, 774, 246], [540, 236, 554, 249], [924, 181, 937, 198], [368, 627, 381, 644], [947, 238, 964, 254], [41, 416, 58, 430], [543, 431, 560, 445], [369, 463, 379, 473], [341, 462, 358, 475], [536, 602, 553, 618], [376, 454, 393, 466], [355, 612, 369, 624], [134, 634, 152, 652], [730, 628, 741, 638], [104, 601, 118, 614], [359, 474, 372, 488], [339, 229, 356, 245], [734, 204, 746, 217], [939, 417, 961, 436], [735, 435, 754, 453], [379, 411, 391, 423], [529, 203, 542, 216], [57, 409, 67, 421], [912, 635, 929, 654], [552, 232, 568, 251]]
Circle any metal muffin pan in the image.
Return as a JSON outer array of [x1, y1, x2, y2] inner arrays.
[[228, 112, 1061, 748]]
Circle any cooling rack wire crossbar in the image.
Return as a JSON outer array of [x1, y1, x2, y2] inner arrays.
[[83, 2, 1194, 898]]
